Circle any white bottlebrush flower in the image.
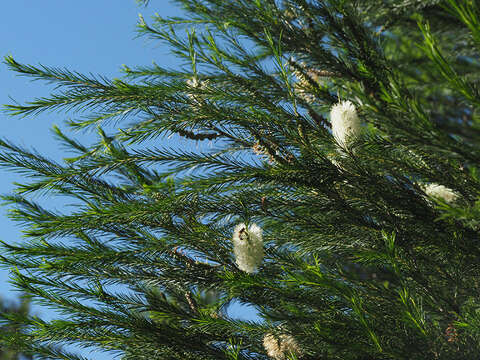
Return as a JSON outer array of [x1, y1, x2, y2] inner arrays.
[[232, 223, 263, 274], [186, 77, 200, 88], [330, 100, 361, 146], [186, 77, 209, 105], [263, 333, 301, 360], [423, 183, 459, 203]]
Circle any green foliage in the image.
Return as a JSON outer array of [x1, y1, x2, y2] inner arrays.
[[1, 0, 480, 359], [0, 295, 33, 360]]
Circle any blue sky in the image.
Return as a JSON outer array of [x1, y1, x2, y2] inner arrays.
[[1, 2, 258, 358]]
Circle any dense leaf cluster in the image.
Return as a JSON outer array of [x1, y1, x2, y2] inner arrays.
[[1, 0, 480, 359]]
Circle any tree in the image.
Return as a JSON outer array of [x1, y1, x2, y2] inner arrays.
[[1, 0, 479, 358], [0, 296, 32, 360]]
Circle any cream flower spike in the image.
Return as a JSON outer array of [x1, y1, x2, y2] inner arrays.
[[232, 223, 263, 274], [263, 333, 302, 360], [423, 183, 459, 204], [330, 100, 361, 147]]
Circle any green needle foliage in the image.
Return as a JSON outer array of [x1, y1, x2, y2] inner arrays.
[[1, 0, 480, 359], [0, 295, 32, 360]]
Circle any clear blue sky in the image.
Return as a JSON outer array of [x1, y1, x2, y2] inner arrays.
[[1, 2, 258, 359]]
